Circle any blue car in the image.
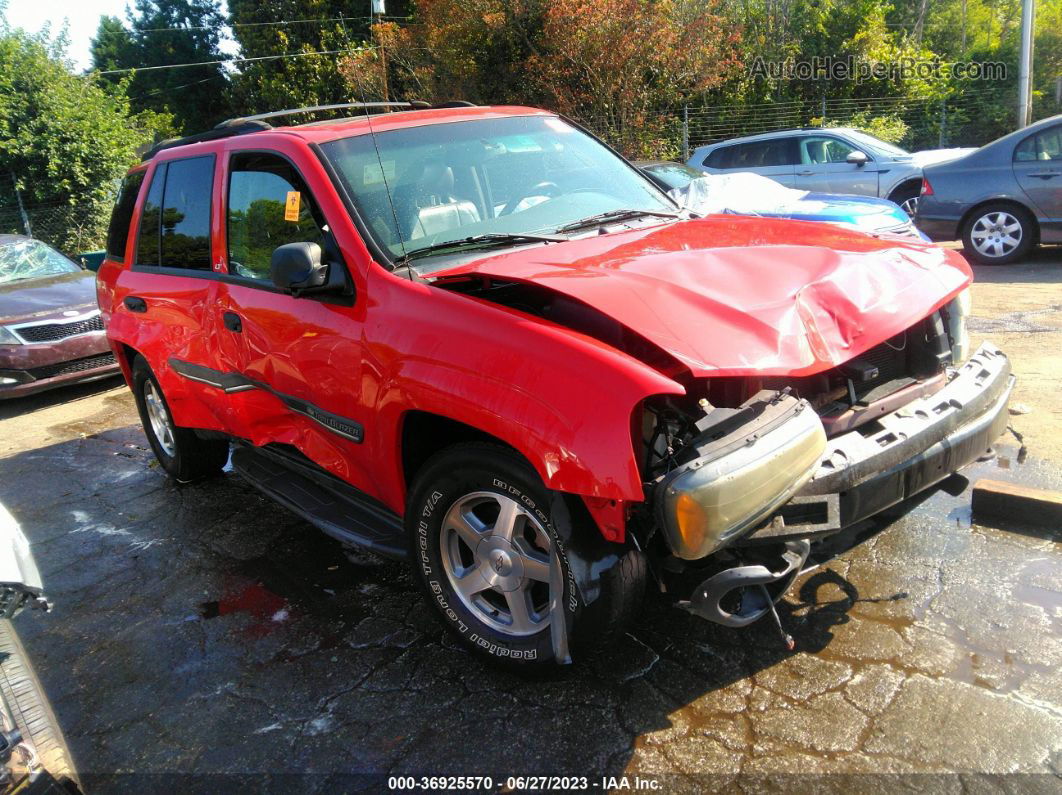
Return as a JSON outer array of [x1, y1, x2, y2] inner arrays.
[[637, 160, 929, 241]]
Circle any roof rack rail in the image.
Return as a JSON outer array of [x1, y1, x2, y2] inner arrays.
[[142, 120, 272, 161], [221, 101, 417, 126], [141, 100, 480, 161]]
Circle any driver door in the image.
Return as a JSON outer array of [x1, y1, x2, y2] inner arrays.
[[213, 149, 376, 493], [794, 135, 878, 196]]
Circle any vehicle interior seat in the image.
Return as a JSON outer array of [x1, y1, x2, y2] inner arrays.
[[803, 140, 828, 164], [392, 160, 481, 240]]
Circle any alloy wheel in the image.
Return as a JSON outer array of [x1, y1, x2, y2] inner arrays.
[[970, 211, 1023, 259], [899, 195, 919, 216], [143, 380, 177, 457], [440, 491, 555, 637]]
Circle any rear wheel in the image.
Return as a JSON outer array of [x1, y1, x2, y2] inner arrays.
[[406, 443, 644, 670], [962, 204, 1036, 265], [131, 356, 229, 482]]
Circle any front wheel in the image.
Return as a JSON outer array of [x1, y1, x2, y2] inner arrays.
[[406, 444, 643, 670], [131, 356, 229, 482], [889, 184, 921, 218], [962, 204, 1036, 265]]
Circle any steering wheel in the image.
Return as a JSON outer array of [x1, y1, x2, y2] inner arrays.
[[500, 181, 559, 216]]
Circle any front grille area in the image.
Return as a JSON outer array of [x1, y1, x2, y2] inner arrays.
[[13, 313, 104, 343], [28, 352, 116, 380]]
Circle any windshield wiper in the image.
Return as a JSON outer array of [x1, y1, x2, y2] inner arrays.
[[399, 233, 566, 264], [555, 208, 680, 233]]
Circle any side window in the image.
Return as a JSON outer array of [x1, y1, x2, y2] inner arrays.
[[731, 139, 796, 168], [1015, 126, 1062, 162], [801, 136, 857, 164], [106, 171, 145, 261], [227, 152, 327, 283], [704, 146, 732, 169], [160, 156, 214, 270], [135, 165, 165, 266]]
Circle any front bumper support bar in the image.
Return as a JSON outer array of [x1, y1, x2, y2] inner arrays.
[[741, 343, 1013, 544]]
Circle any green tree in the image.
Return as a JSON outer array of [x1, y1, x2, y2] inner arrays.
[[0, 25, 152, 251], [90, 0, 231, 134], [227, 0, 414, 116]]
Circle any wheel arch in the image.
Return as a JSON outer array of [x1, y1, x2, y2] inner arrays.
[[887, 177, 923, 203]]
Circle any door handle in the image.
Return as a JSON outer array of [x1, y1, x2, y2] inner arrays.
[[1027, 171, 1060, 179], [223, 311, 242, 333], [123, 296, 147, 313], [796, 170, 814, 176]]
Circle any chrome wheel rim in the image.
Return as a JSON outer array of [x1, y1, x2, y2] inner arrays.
[[900, 195, 919, 216], [971, 211, 1022, 258], [440, 491, 555, 637], [143, 380, 176, 458]]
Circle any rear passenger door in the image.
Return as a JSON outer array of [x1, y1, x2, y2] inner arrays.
[[1013, 124, 1062, 224], [714, 139, 798, 186], [111, 154, 231, 428]]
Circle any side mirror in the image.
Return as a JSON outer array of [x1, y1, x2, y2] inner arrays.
[[270, 242, 327, 292], [846, 150, 869, 167]]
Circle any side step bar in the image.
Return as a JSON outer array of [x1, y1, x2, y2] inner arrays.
[[230, 444, 408, 560]]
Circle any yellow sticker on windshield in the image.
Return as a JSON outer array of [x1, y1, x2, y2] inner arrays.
[[284, 191, 301, 222]]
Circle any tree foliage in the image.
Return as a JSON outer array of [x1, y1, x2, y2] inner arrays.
[[0, 26, 152, 251], [90, 0, 231, 134]]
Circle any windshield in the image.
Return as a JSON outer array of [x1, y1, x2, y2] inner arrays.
[[844, 130, 910, 158], [0, 239, 81, 285], [320, 115, 675, 265]]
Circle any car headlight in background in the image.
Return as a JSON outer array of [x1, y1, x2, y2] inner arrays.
[[0, 327, 23, 346], [945, 287, 971, 365]]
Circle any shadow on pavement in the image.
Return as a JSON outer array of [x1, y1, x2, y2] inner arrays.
[[0, 429, 941, 785], [0, 375, 125, 422]]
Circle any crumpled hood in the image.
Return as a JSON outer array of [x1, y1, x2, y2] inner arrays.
[[0, 271, 97, 324], [432, 215, 972, 377]]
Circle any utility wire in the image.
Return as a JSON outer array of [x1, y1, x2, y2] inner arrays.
[[97, 46, 372, 75]]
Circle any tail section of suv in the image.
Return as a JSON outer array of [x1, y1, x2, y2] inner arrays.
[[98, 104, 1011, 669]]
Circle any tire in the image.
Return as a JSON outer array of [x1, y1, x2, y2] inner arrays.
[[0, 619, 79, 792], [131, 356, 229, 482], [888, 184, 921, 218], [406, 443, 643, 670], [961, 203, 1036, 265]]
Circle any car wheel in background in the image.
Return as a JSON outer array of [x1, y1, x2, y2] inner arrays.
[[962, 204, 1036, 265], [131, 356, 229, 482], [406, 443, 645, 670], [889, 184, 922, 217]]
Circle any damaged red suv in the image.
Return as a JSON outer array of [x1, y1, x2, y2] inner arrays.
[[97, 104, 1012, 669]]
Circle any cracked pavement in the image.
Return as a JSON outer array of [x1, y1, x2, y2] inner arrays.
[[0, 261, 1060, 789]]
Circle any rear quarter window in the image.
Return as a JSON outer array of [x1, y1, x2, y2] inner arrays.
[[106, 171, 146, 261]]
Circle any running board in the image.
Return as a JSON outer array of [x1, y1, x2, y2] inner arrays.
[[230, 445, 408, 560]]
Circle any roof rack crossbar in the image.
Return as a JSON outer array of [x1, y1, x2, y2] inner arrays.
[[220, 102, 414, 126]]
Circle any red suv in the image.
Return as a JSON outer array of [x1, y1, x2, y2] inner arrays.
[[97, 104, 1013, 669]]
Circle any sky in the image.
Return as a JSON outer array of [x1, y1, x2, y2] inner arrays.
[[2, 0, 236, 72]]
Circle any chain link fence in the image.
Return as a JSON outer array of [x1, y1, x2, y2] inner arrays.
[[0, 195, 111, 258], [579, 84, 1059, 161]]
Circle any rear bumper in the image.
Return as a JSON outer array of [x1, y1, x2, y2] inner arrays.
[[913, 215, 959, 242], [742, 343, 1013, 543]]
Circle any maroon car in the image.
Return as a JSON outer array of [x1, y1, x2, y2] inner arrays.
[[0, 235, 119, 399]]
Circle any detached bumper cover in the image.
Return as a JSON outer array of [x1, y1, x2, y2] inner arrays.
[[744, 342, 1013, 543]]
